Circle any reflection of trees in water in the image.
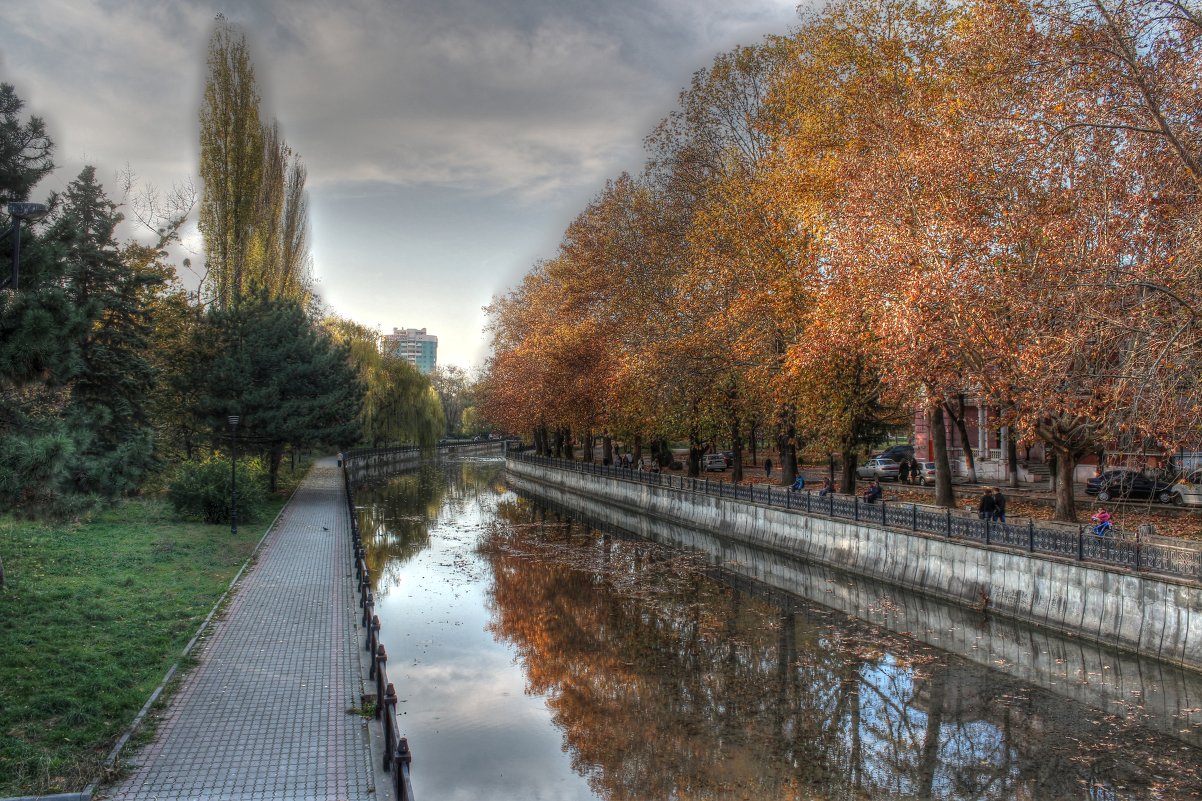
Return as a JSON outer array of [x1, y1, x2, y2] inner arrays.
[[481, 497, 1202, 801], [353, 460, 506, 592]]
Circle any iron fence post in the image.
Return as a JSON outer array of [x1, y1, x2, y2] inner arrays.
[[383, 683, 398, 769], [374, 645, 388, 707], [1078, 526, 1084, 560], [854, 496, 859, 522], [1028, 520, 1035, 552], [396, 737, 414, 801], [946, 508, 952, 538], [912, 504, 917, 532], [985, 518, 991, 545]]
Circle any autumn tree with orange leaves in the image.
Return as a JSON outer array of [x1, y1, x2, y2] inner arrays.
[[481, 0, 1202, 523]]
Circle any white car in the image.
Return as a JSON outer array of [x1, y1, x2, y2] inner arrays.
[[1171, 471, 1202, 507], [702, 453, 728, 471]]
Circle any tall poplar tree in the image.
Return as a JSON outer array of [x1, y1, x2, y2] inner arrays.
[[198, 16, 263, 309], [198, 17, 312, 309]]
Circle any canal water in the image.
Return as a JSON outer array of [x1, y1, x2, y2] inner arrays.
[[353, 457, 1202, 800]]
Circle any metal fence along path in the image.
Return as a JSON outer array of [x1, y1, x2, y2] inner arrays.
[[511, 452, 1202, 583]]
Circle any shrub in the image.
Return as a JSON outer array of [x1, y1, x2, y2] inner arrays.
[[167, 454, 267, 524]]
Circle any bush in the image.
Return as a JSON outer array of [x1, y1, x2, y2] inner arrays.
[[167, 454, 267, 524]]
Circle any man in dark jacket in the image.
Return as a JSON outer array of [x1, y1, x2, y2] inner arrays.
[[978, 488, 997, 520], [864, 480, 883, 503], [993, 488, 1007, 522]]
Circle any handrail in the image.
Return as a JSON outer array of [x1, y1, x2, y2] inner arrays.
[[345, 439, 511, 467], [343, 468, 416, 801], [508, 451, 1202, 583]]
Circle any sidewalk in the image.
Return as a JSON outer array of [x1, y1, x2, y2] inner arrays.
[[104, 459, 375, 801]]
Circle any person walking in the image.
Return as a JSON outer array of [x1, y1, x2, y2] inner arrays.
[[978, 488, 997, 520], [992, 488, 1007, 522], [898, 458, 910, 484], [765, 458, 773, 479]]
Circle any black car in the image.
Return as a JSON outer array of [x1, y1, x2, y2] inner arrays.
[[1085, 469, 1174, 503], [877, 444, 915, 463]]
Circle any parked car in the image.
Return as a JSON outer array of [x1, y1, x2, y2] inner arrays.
[[1085, 469, 1175, 503], [914, 461, 937, 485], [1171, 471, 1202, 507], [857, 456, 901, 481], [703, 453, 728, 471], [876, 444, 915, 463], [720, 451, 735, 467]]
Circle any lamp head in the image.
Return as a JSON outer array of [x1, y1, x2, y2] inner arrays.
[[7, 202, 49, 222]]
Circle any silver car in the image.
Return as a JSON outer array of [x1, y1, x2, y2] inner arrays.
[[1172, 471, 1202, 507], [857, 456, 901, 481]]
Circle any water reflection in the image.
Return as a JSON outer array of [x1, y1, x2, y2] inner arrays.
[[356, 461, 1202, 800]]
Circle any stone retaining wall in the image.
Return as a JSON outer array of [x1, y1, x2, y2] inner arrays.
[[507, 457, 1202, 672]]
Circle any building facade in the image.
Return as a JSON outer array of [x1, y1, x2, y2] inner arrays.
[[380, 327, 437, 374]]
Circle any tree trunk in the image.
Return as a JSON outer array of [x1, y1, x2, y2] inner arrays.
[[930, 403, 956, 508], [1006, 428, 1019, 488], [583, 430, 593, 463], [602, 435, 613, 466], [841, 449, 858, 496], [269, 442, 284, 493], [0, 554, 6, 588], [1054, 447, 1078, 522], [688, 426, 703, 477], [730, 419, 744, 483], [632, 434, 643, 467], [944, 397, 977, 484], [777, 408, 798, 487]]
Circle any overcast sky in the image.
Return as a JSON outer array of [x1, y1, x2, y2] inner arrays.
[[3, 0, 804, 369]]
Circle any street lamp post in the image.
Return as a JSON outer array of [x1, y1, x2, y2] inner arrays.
[[2, 202, 50, 291], [229, 415, 240, 536]]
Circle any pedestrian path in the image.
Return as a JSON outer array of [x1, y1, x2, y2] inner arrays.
[[105, 460, 373, 801]]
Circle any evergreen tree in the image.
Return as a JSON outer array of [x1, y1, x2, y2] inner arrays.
[[0, 83, 53, 208], [0, 85, 87, 519], [46, 167, 165, 496], [197, 294, 363, 491]]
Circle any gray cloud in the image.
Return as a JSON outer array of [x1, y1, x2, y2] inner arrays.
[[2, 0, 804, 367]]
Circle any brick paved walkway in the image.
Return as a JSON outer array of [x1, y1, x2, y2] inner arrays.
[[105, 460, 374, 801]]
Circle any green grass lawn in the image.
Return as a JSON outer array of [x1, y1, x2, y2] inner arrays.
[[0, 460, 313, 796]]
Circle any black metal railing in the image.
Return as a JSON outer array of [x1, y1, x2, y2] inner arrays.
[[345, 439, 510, 469], [344, 469, 416, 801], [509, 451, 1202, 583]]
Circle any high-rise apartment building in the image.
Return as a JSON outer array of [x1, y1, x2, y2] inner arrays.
[[380, 327, 438, 374]]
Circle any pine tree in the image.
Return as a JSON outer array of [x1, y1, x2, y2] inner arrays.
[[196, 294, 364, 491], [47, 167, 165, 496]]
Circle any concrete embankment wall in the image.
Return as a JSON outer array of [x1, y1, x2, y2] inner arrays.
[[509, 478, 1202, 746], [506, 458, 1202, 672], [345, 441, 506, 485]]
